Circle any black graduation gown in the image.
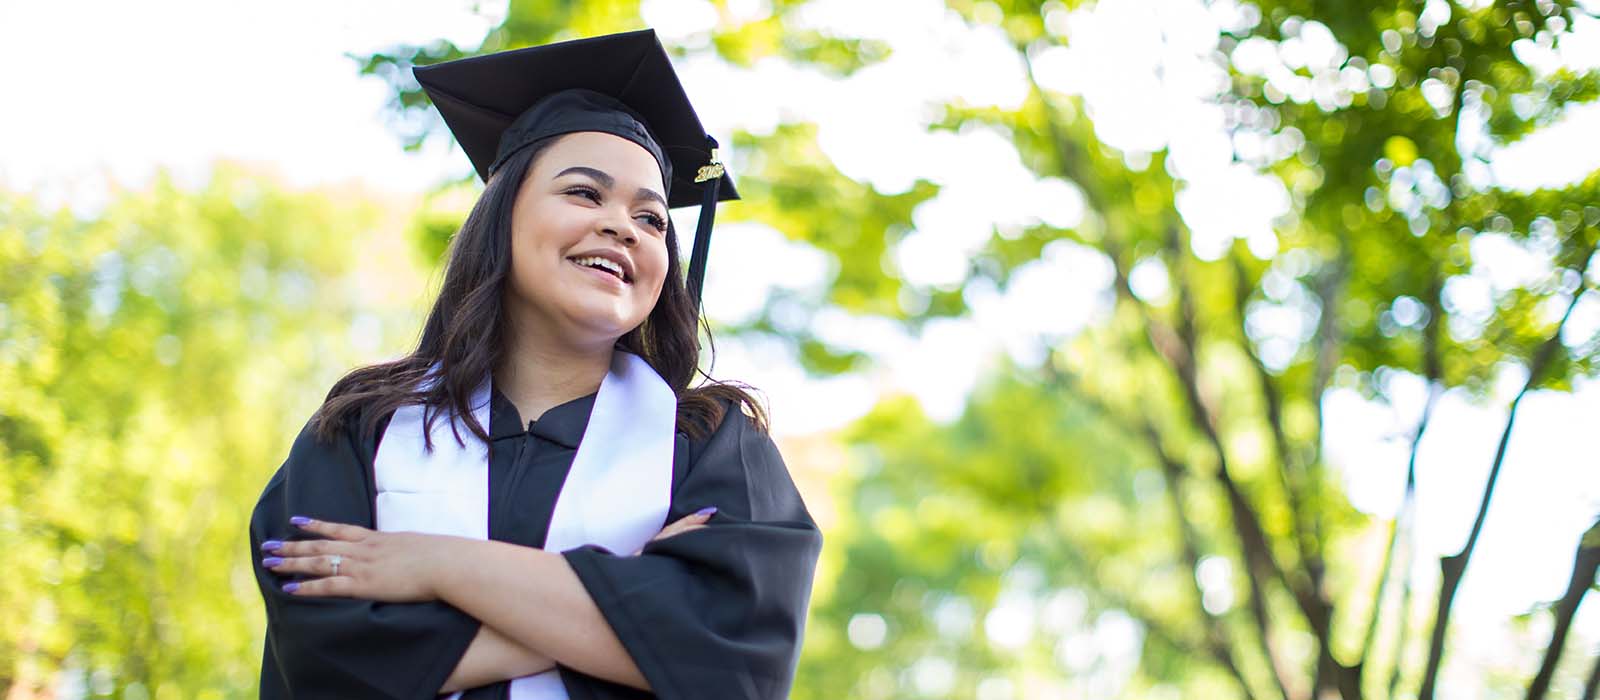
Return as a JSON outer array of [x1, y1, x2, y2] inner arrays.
[[249, 389, 822, 699]]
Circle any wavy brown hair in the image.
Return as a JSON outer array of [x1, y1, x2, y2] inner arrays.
[[310, 135, 764, 447]]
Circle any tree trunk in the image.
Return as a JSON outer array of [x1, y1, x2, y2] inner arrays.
[[1417, 247, 1596, 700], [1582, 651, 1600, 700], [1526, 520, 1600, 700]]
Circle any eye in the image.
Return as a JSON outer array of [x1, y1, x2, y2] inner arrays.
[[636, 212, 668, 233], [563, 186, 601, 203]]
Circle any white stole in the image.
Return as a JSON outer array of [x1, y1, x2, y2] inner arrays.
[[372, 351, 676, 699]]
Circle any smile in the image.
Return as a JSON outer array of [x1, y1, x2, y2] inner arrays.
[[568, 256, 630, 284]]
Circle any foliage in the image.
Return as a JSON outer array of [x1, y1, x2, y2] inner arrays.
[[0, 169, 420, 696], [794, 0, 1600, 698]]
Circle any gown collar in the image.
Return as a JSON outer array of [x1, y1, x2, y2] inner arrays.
[[488, 387, 597, 449]]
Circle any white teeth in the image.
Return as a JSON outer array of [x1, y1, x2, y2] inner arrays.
[[571, 256, 625, 280]]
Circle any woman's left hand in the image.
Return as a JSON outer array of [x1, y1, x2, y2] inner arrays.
[[260, 517, 460, 602]]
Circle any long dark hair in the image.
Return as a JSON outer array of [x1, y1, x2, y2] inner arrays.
[[311, 135, 764, 446]]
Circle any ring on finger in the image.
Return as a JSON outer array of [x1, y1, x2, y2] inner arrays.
[[329, 554, 343, 576]]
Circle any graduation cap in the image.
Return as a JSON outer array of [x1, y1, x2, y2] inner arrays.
[[413, 28, 736, 308]]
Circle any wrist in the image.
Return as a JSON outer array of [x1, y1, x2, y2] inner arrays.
[[428, 536, 484, 602]]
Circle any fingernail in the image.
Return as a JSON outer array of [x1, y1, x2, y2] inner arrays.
[[260, 540, 283, 552], [262, 557, 284, 568], [694, 506, 717, 517], [282, 582, 300, 593], [289, 516, 312, 526]]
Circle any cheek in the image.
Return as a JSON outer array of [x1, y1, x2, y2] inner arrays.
[[507, 234, 538, 289], [506, 226, 561, 301], [637, 243, 671, 298]]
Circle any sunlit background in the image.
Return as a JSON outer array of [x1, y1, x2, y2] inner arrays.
[[3, 0, 1599, 698]]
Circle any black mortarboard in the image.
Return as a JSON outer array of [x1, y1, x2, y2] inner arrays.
[[413, 29, 736, 308]]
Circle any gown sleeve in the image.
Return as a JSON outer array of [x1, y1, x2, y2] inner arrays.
[[559, 401, 824, 700], [250, 416, 482, 700]]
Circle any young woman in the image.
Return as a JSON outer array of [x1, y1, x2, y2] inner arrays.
[[249, 30, 821, 700]]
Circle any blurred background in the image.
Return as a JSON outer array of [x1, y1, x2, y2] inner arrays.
[[3, 0, 1599, 698]]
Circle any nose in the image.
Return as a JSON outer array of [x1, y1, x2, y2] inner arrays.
[[600, 212, 638, 247]]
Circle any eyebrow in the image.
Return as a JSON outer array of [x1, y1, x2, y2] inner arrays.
[[556, 166, 668, 210]]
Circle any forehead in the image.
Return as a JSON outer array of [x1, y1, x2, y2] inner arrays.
[[535, 132, 667, 194]]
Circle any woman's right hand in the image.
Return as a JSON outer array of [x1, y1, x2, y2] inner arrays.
[[632, 506, 716, 555]]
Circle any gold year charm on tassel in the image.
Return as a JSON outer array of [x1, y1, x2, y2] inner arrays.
[[694, 147, 725, 183]]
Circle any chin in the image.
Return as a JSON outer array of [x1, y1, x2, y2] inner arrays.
[[568, 306, 646, 341]]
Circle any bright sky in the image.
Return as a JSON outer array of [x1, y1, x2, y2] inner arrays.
[[4, 0, 1598, 688]]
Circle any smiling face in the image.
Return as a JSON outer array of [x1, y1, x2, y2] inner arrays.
[[502, 131, 672, 352]]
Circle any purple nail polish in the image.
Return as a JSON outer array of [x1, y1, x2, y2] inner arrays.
[[260, 540, 283, 552], [262, 557, 284, 568], [694, 506, 717, 517], [289, 516, 312, 526], [282, 582, 300, 593]]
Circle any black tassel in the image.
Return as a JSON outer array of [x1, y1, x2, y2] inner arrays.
[[686, 135, 722, 311]]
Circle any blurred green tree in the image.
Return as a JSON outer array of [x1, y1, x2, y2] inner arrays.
[[820, 1, 1600, 698], [0, 169, 421, 696], [798, 0, 1600, 698]]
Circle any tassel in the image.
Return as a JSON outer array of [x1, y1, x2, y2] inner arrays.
[[686, 135, 723, 311]]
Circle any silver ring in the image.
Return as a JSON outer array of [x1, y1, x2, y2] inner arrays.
[[329, 554, 342, 576]]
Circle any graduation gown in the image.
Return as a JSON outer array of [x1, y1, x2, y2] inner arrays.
[[249, 389, 822, 699]]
